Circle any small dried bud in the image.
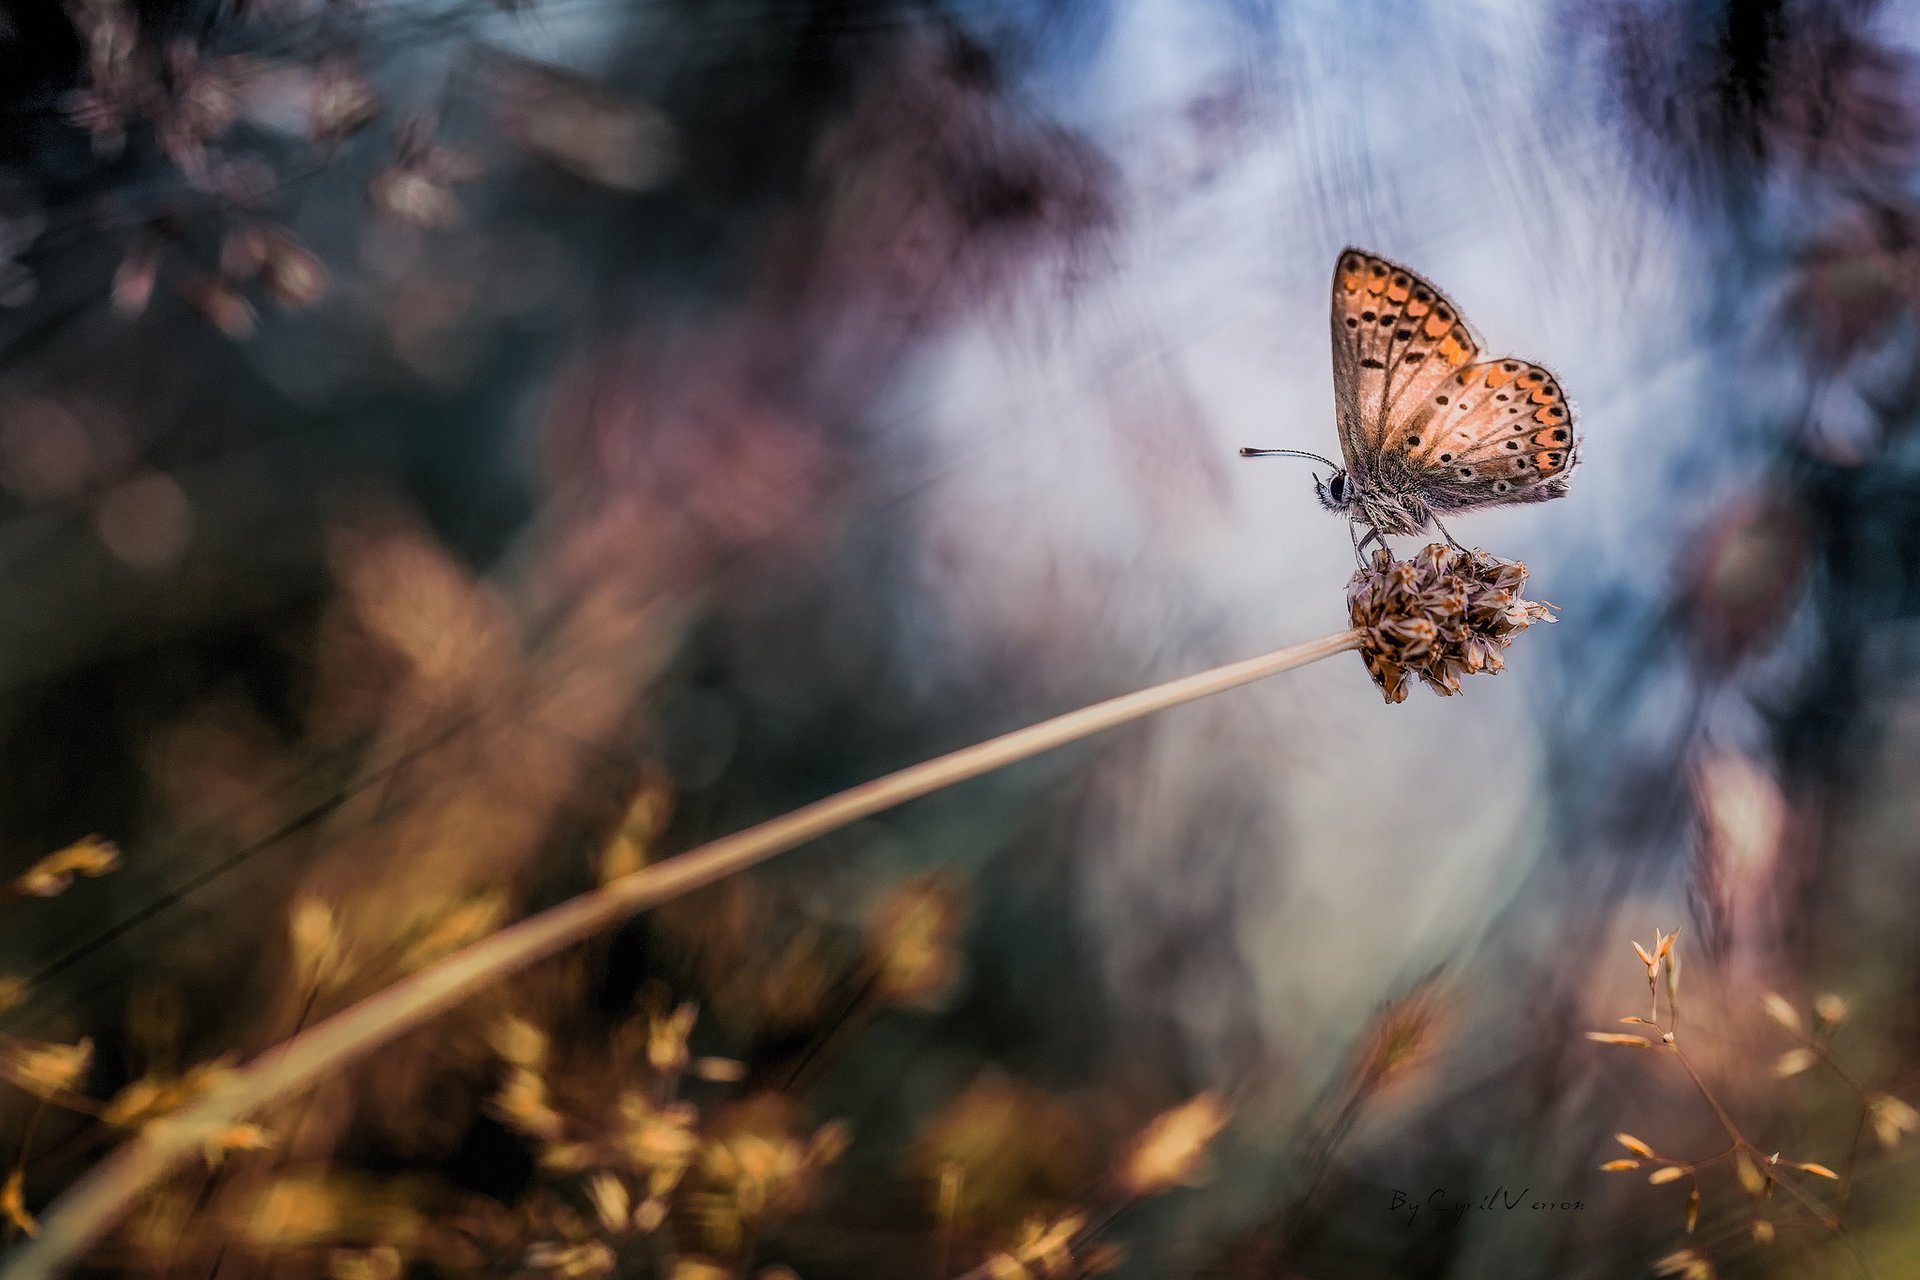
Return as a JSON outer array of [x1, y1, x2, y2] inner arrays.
[[490, 1017, 548, 1072], [1649, 1166, 1687, 1185], [1761, 992, 1802, 1035], [1752, 1219, 1775, 1245], [1653, 1249, 1699, 1277], [1347, 545, 1556, 703], [646, 1001, 696, 1075], [289, 899, 340, 983], [1792, 1161, 1839, 1180], [1, 1169, 35, 1238], [6, 1038, 93, 1097], [1616, 1133, 1657, 1158], [1686, 1185, 1700, 1233], [1774, 1048, 1816, 1078], [1869, 1094, 1920, 1149], [1599, 1159, 1641, 1171], [1734, 1151, 1767, 1197], [1113, 1093, 1229, 1197], [585, 1172, 630, 1234], [1585, 1032, 1653, 1048], [16, 835, 120, 897], [692, 1056, 747, 1083], [867, 874, 965, 1008], [1813, 993, 1849, 1027]]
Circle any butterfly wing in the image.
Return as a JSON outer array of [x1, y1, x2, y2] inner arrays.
[[1390, 358, 1578, 511], [1330, 248, 1483, 482]]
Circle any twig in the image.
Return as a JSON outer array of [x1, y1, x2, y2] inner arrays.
[[1, 629, 1362, 1280]]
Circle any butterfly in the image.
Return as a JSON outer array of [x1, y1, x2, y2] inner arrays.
[[1242, 247, 1577, 559]]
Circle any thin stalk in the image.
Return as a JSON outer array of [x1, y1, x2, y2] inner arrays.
[[2, 628, 1362, 1280]]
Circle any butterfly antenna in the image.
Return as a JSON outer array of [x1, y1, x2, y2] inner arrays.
[[1239, 447, 1340, 467]]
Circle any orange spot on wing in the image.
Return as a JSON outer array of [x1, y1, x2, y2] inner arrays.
[[1530, 386, 1557, 404], [1424, 314, 1450, 339], [1404, 299, 1429, 317], [1483, 365, 1513, 388], [1387, 282, 1409, 302], [1531, 426, 1569, 445], [1440, 336, 1470, 365], [1366, 275, 1388, 294]]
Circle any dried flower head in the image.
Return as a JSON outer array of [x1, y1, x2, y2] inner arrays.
[[4, 1037, 93, 1098], [1347, 544, 1556, 703], [1112, 1094, 1229, 1197], [1869, 1094, 1920, 1149], [15, 835, 120, 897], [866, 874, 966, 1008], [2, 1169, 36, 1238]]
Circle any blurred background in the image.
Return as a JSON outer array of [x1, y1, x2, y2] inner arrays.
[[2, 0, 1919, 1276]]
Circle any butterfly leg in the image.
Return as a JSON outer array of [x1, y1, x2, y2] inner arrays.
[[1350, 521, 1381, 566], [1431, 515, 1470, 553]]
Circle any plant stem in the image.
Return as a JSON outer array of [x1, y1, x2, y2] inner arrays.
[[0, 628, 1362, 1280]]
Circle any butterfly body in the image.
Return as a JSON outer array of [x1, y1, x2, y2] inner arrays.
[[1247, 248, 1578, 554]]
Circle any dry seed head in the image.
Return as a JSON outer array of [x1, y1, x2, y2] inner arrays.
[[16, 835, 120, 897], [1652, 1249, 1700, 1276], [1774, 1049, 1816, 1078], [1793, 1161, 1839, 1179], [1869, 1094, 1920, 1149], [1585, 1032, 1653, 1048], [1616, 1133, 1657, 1158], [2, 1169, 36, 1239], [1813, 992, 1848, 1026], [1113, 1093, 1230, 1197], [867, 874, 966, 1008], [290, 899, 342, 983], [586, 1173, 630, 1235], [1657, 928, 1679, 959], [1752, 1219, 1775, 1245], [399, 893, 506, 972], [1633, 940, 1657, 971], [1599, 1159, 1641, 1171], [6, 1037, 93, 1097], [693, 1056, 747, 1083], [201, 1122, 273, 1166], [647, 1001, 697, 1075], [1686, 1186, 1700, 1233], [329, 1247, 403, 1280], [1761, 993, 1802, 1035], [1649, 1166, 1687, 1185], [1734, 1151, 1766, 1197], [1347, 544, 1557, 703], [527, 1241, 616, 1278]]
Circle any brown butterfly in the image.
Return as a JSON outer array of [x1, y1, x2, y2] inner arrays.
[[1243, 247, 1577, 558]]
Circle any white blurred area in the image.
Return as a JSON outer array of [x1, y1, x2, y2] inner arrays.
[[891, 0, 1720, 1091]]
